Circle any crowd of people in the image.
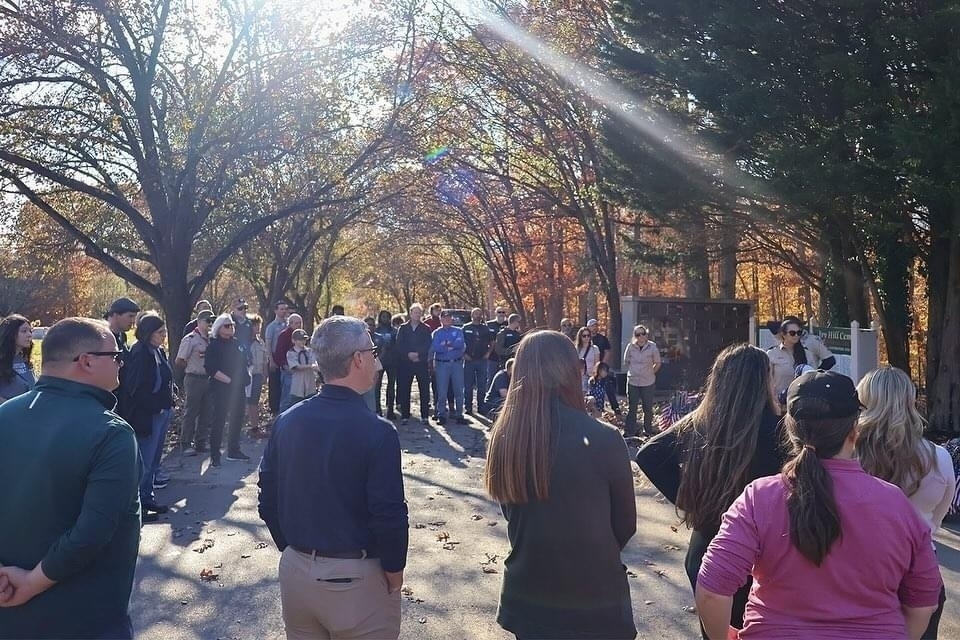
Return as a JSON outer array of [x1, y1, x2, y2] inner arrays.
[[0, 298, 954, 640]]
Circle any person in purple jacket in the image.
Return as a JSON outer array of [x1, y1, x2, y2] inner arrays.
[[696, 370, 942, 639]]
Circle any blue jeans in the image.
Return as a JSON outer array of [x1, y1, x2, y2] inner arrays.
[[464, 359, 487, 412], [279, 369, 294, 413], [435, 360, 465, 418], [137, 408, 171, 506]]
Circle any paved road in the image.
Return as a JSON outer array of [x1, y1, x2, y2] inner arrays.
[[132, 415, 960, 639]]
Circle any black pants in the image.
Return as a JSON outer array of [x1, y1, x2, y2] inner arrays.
[[376, 367, 398, 417], [398, 361, 430, 419], [686, 529, 750, 639], [210, 380, 245, 459], [268, 367, 281, 413], [922, 580, 947, 639], [626, 383, 655, 436], [95, 614, 133, 639]]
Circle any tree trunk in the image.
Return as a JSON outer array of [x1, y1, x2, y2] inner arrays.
[[926, 201, 960, 433], [717, 220, 739, 299]]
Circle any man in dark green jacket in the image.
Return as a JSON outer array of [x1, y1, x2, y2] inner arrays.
[[0, 317, 141, 639]]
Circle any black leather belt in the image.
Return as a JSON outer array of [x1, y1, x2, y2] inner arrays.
[[291, 545, 370, 559], [435, 358, 463, 363]]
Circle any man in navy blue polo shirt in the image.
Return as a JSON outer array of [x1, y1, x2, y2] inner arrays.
[[258, 316, 408, 639]]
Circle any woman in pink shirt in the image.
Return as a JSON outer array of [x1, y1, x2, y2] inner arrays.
[[857, 366, 955, 639], [696, 370, 942, 639]]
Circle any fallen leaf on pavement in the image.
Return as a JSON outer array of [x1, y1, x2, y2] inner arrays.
[[655, 569, 667, 577], [401, 586, 414, 595], [414, 523, 426, 529], [627, 571, 638, 578], [645, 600, 653, 605], [487, 521, 498, 526], [227, 532, 237, 536], [417, 618, 427, 624], [670, 525, 679, 533], [214, 563, 223, 569], [436, 531, 450, 542], [427, 520, 446, 526], [193, 539, 215, 553], [682, 605, 697, 613], [199, 568, 219, 582], [482, 566, 498, 574], [255, 542, 268, 549], [442, 542, 459, 550], [241, 554, 251, 559], [180, 600, 189, 605], [484, 553, 499, 564], [470, 514, 483, 521]]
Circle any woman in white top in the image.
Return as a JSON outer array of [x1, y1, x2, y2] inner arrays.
[[575, 327, 600, 394], [856, 366, 955, 640]]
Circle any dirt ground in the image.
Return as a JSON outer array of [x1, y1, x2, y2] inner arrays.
[[131, 405, 960, 639]]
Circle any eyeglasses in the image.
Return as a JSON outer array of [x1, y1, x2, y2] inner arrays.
[[357, 346, 380, 359], [73, 351, 124, 363], [579, 333, 590, 338], [635, 332, 647, 337], [496, 311, 506, 315], [784, 330, 801, 337]]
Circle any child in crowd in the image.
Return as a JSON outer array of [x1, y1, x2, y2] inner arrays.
[[287, 329, 318, 406], [587, 362, 621, 417]]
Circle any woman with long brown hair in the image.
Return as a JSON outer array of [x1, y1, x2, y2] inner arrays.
[[0, 314, 36, 402], [696, 371, 941, 639], [857, 367, 955, 639], [635, 343, 782, 636], [485, 330, 637, 640]]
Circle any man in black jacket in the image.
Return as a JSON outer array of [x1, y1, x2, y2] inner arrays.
[[395, 303, 432, 425]]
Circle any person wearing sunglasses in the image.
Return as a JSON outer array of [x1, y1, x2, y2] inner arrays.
[[623, 325, 661, 437], [766, 316, 836, 408], [258, 316, 407, 640], [0, 318, 140, 638], [205, 313, 251, 465]]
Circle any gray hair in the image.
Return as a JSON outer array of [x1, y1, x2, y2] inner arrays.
[[42, 318, 112, 365], [211, 313, 234, 338], [408, 303, 423, 315], [310, 316, 370, 380]]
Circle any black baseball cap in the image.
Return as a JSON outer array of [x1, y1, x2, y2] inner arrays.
[[786, 370, 861, 420], [197, 310, 216, 323], [440, 309, 453, 318], [292, 329, 308, 341]]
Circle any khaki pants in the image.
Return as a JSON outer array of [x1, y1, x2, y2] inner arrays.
[[279, 547, 401, 640]]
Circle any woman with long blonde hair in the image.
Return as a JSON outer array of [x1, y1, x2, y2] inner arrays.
[[485, 330, 637, 640], [857, 367, 955, 639]]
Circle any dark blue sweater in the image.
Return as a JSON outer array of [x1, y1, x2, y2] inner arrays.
[[257, 384, 409, 572]]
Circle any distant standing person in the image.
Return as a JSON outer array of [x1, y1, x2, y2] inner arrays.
[[395, 303, 432, 425], [485, 331, 636, 640], [857, 366, 956, 639], [182, 299, 213, 336], [265, 301, 291, 414], [559, 318, 577, 342], [493, 314, 522, 370], [205, 313, 251, 465], [0, 314, 36, 402], [330, 304, 345, 317], [274, 314, 304, 413], [0, 318, 140, 639], [429, 310, 467, 426], [766, 316, 835, 406], [372, 311, 398, 419], [587, 318, 612, 364], [483, 357, 514, 420], [623, 325, 661, 437], [486, 307, 509, 382], [575, 326, 600, 394], [106, 297, 140, 416], [247, 315, 270, 438], [286, 329, 319, 407], [117, 312, 174, 522], [176, 309, 215, 456], [258, 316, 408, 640], [462, 308, 494, 415]]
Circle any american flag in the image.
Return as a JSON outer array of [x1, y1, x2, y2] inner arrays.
[[656, 391, 702, 432]]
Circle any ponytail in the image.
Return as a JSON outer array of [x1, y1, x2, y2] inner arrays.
[[781, 412, 855, 566], [784, 447, 841, 566]]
